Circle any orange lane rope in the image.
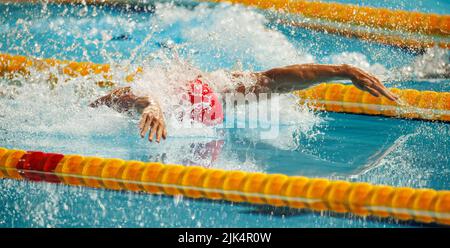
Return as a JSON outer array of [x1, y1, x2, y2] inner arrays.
[[281, 21, 450, 51], [2, 1, 448, 51], [0, 147, 449, 225], [209, 0, 450, 36], [2, 0, 448, 36], [0, 53, 141, 87], [295, 83, 450, 122]]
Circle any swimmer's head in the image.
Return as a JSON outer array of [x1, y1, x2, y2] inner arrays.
[[180, 78, 224, 126], [184, 78, 224, 126]]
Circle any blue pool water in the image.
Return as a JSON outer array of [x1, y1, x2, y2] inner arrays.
[[0, 1, 449, 227]]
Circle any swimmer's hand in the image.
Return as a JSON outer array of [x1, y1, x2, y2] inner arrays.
[[344, 65, 399, 102], [256, 64, 399, 102], [139, 104, 167, 143], [89, 86, 168, 143], [89, 87, 135, 112]]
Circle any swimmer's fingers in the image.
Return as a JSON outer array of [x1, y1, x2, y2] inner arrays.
[[162, 127, 167, 140], [148, 121, 159, 142], [352, 82, 366, 92], [364, 85, 381, 97], [88, 100, 99, 108], [352, 80, 379, 97], [357, 69, 398, 102], [375, 85, 398, 102], [369, 78, 399, 102], [139, 113, 148, 131], [353, 77, 397, 100], [361, 83, 380, 97], [349, 66, 397, 101], [156, 124, 164, 143], [139, 114, 153, 138], [151, 117, 167, 143], [89, 95, 108, 108]]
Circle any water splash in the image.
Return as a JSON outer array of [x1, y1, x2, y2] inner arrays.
[[395, 47, 450, 80], [152, 2, 315, 70], [0, 0, 448, 228]]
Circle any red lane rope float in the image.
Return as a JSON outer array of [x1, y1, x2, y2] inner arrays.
[[0, 147, 449, 225], [295, 83, 450, 122], [209, 0, 450, 36]]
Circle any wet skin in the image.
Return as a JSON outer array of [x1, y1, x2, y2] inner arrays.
[[90, 64, 398, 143]]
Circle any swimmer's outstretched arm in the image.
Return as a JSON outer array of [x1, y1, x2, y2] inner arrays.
[[89, 87, 167, 143], [249, 64, 398, 101]]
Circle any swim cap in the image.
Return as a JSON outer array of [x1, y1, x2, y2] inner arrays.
[[185, 77, 224, 126]]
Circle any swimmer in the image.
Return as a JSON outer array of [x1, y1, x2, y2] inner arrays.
[[89, 63, 398, 143]]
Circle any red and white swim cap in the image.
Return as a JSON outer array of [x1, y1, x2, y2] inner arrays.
[[184, 77, 224, 126]]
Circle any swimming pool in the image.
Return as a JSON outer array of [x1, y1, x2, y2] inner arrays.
[[0, 0, 449, 227]]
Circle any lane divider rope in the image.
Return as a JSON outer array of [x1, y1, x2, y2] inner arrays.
[[3, 1, 449, 51], [0, 53, 141, 87], [295, 83, 450, 122], [209, 0, 450, 36], [0, 147, 448, 225], [280, 20, 450, 51]]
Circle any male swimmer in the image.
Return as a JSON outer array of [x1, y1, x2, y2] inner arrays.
[[89, 64, 398, 143]]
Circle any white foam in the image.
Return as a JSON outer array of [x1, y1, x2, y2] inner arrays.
[[0, 2, 327, 171], [397, 47, 449, 79], [327, 52, 388, 80], [153, 3, 315, 69]]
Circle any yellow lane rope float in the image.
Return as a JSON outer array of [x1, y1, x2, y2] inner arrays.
[[0, 53, 142, 87], [2, 0, 448, 51], [296, 83, 450, 122], [3, 0, 449, 37], [209, 0, 450, 36], [1, 53, 450, 122], [0, 147, 449, 225], [3, 0, 450, 36]]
